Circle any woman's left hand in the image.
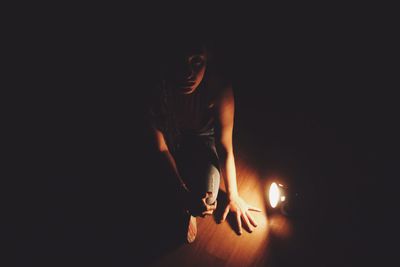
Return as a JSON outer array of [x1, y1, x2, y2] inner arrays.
[[221, 195, 261, 234]]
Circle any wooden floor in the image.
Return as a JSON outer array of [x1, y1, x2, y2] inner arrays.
[[149, 158, 273, 267], [132, 122, 326, 267], [131, 104, 381, 266], [15, 96, 385, 267]]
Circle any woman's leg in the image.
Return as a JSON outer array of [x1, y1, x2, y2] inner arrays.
[[204, 164, 220, 205], [174, 134, 220, 209]]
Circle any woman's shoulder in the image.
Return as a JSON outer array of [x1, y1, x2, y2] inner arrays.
[[204, 71, 232, 104]]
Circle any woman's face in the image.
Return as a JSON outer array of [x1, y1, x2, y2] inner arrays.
[[166, 49, 207, 95]]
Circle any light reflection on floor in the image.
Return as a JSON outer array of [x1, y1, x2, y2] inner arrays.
[[150, 158, 293, 267]]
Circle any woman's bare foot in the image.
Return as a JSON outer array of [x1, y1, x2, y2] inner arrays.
[[186, 215, 197, 243]]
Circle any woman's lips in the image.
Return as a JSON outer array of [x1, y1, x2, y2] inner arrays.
[[180, 81, 195, 88]]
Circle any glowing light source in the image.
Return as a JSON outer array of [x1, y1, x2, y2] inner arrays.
[[267, 181, 300, 216], [268, 182, 286, 209], [269, 182, 280, 208]]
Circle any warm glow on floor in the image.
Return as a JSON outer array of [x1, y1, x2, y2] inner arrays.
[[269, 214, 293, 239], [150, 159, 272, 267]]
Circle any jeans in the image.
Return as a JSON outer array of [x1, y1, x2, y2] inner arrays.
[[174, 129, 220, 205]]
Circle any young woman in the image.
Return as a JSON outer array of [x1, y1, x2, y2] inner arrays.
[[149, 40, 260, 243]]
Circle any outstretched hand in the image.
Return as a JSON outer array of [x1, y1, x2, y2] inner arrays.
[[221, 195, 261, 235]]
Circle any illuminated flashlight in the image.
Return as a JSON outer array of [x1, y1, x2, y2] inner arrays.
[[269, 182, 287, 208], [268, 182, 300, 216]]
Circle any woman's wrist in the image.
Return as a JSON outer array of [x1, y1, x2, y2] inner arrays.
[[227, 191, 239, 200], [178, 182, 189, 193]]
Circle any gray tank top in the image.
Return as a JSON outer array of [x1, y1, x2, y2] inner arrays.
[[171, 85, 215, 135]]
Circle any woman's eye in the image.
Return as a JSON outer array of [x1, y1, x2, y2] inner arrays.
[[191, 57, 204, 67]]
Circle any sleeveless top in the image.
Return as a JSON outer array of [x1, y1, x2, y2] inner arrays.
[[171, 85, 215, 135], [149, 73, 226, 150]]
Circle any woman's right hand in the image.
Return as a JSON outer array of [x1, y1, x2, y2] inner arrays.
[[200, 192, 217, 217], [181, 188, 217, 217]]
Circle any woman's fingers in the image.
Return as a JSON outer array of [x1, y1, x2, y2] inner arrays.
[[241, 213, 253, 233], [202, 210, 214, 217], [209, 201, 217, 210], [202, 194, 217, 211], [202, 201, 217, 211], [236, 212, 243, 235], [204, 204, 213, 211], [248, 205, 262, 212], [221, 206, 230, 222], [246, 211, 258, 227]]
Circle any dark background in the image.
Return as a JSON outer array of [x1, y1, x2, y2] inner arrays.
[[3, 5, 397, 267]]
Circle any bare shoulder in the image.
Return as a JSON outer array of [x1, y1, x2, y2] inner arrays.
[[211, 76, 234, 132], [214, 82, 234, 108], [206, 73, 233, 107], [211, 76, 234, 126]]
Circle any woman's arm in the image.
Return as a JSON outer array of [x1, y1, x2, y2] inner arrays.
[[214, 87, 238, 198], [215, 86, 261, 234], [152, 127, 188, 191]]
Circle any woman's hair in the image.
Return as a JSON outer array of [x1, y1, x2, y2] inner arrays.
[[160, 36, 214, 71]]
